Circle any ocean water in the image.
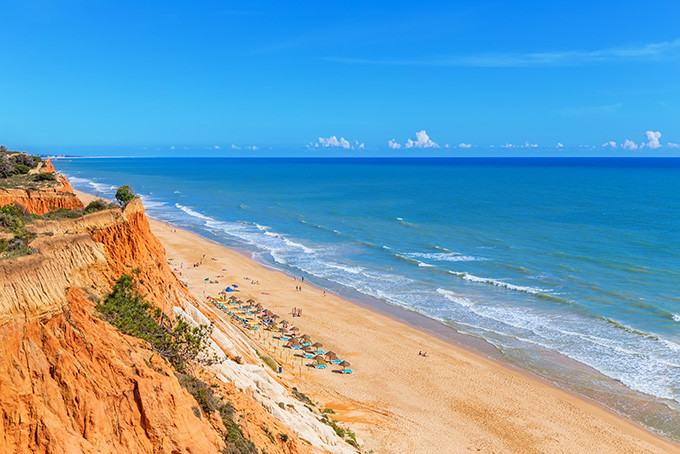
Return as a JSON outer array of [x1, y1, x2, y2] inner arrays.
[[55, 157, 680, 439]]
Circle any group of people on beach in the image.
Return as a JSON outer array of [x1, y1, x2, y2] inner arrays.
[[418, 351, 429, 357], [291, 307, 302, 317]]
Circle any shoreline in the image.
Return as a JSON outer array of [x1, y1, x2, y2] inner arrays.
[[75, 190, 680, 453]]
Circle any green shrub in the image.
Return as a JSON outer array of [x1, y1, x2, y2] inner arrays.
[[34, 172, 55, 182], [13, 164, 30, 175], [291, 387, 314, 406], [177, 373, 218, 414], [96, 271, 213, 372], [257, 351, 278, 372], [0, 212, 22, 232], [9, 154, 35, 168], [115, 185, 137, 207], [0, 162, 15, 178], [219, 402, 257, 454], [84, 199, 113, 213]]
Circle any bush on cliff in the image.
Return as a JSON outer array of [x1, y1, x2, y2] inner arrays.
[[34, 172, 56, 182], [0, 161, 15, 178], [98, 272, 257, 453], [96, 271, 213, 372], [8, 153, 41, 169], [12, 164, 30, 175], [115, 185, 137, 207]]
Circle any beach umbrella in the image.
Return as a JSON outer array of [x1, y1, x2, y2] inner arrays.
[[312, 342, 323, 348], [324, 351, 337, 360], [314, 355, 327, 364], [280, 319, 289, 326], [271, 314, 280, 320], [290, 326, 300, 332], [247, 299, 255, 304], [300, 334, 310, 340], [338, 361, 350, 368], [303, 345, 315, 352]]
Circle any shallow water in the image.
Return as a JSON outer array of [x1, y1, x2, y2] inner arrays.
[[55, 157, 680, 440]]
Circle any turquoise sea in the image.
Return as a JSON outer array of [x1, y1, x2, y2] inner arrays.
[[54, 157, 680, 439]]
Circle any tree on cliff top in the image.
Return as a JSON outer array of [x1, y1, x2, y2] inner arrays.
[[115, 185, 137, 207]]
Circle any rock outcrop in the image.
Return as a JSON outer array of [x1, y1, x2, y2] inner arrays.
[[0, 160, 83, 214]]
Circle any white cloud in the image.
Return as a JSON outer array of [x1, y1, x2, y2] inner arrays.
[[388, 139, 402, 149], [355, 140, 365, 149], [522, 142, 538, 148], [247, 145, 258, 151], [644, 130, 662, 149], [324, 39, 680, 68], [668, 142, 680, 149], [405, 130, 439, 148], [556, 142, 564, 148], [170, 145, 175, 150], [623, 139, 638, 150], [231, 144, 241, 150], [602, 141, 617, 148], [214, 145, 221, 149], [458, 143, 472, 148], [317, 136, 351, 149], [501, 143, 515, 148]]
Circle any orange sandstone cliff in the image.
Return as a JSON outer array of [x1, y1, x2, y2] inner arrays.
[[0, 174, 354, 453], [0, 159, 83, 215]]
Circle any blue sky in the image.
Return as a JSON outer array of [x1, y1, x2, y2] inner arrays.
[[1, 0, 679, 156]]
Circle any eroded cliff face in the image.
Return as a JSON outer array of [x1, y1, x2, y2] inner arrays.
[[0, 160, 83, 214], [0, 180, 354, 454], [0, 288, 226, 454]]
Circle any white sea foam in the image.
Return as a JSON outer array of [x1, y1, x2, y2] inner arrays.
[[418, 261, 434, 267], [67, 175, 116, 194], [448, 271, 546, 295], [436, 288, 475, 307], [406, 252, 486, 262], [673, 314, 680, 322], [138, 195, 167, 209], [175, 203, 212, 221]]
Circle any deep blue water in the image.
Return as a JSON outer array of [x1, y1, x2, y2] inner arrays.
[[54, 157, 680, 438]]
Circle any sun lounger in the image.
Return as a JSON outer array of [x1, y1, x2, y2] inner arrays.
[[342, 369, 353, 374], [304, 353, 314, 358], [316, 350, 325, 355], [281, 336, 290, 340], [303, 342, 312, 346], [330, 359, 342, 364], [316, 364, 327, 369]]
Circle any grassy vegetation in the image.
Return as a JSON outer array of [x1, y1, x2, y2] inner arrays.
[[0, 205, 35, 258], [320, 414, 360, 450], [256, 351, 278, 372], [0, 150, 46, 187], [97, 272, 256, 453], [291, 387, 314, 406], [0, 199, 116, 260], [96, 271, 213, 372]]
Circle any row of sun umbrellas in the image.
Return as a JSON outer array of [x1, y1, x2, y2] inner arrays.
[[209, 295, 353, 373]]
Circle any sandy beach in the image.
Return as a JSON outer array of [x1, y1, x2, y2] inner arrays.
[[77, 190, 679, 453]]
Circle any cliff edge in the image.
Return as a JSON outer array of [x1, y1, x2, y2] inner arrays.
[[0, 166, 355, 454]]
